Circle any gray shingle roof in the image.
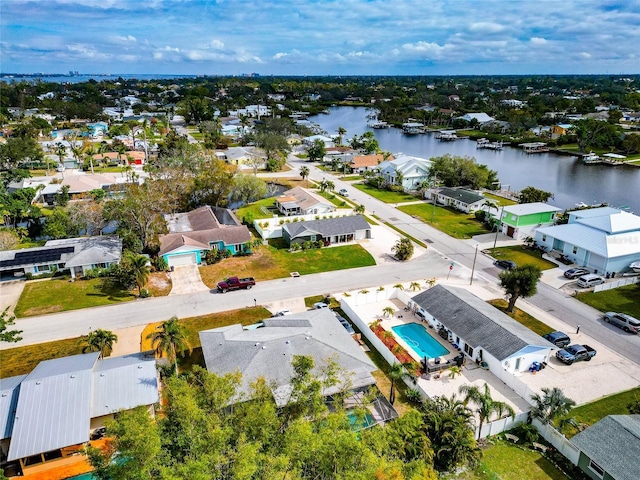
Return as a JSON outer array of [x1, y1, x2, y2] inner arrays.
[[5, 352, 158, 462], [199, 309, 376, 407], [572, 415, 640, 480], [283, 215, 371, 239], [411, 285, 554, 360], [437, 187, 485, 205]]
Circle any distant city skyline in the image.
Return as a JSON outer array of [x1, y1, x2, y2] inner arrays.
[[1, 0, 638, 76]]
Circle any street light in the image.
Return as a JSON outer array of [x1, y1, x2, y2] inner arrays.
[[492, 205, 505, 251], [470, 244, 479, 285]]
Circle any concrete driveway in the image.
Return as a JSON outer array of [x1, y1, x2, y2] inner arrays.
[[0, 280, 25, 315], [169, 265, 210, 295]]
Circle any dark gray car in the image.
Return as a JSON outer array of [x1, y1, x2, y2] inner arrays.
[[543, 331, 571, 348]]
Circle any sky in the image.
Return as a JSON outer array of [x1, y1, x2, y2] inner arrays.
[[1, 0, 639, 76]]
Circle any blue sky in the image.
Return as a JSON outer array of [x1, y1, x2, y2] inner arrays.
[[1, 0, 638, 75]]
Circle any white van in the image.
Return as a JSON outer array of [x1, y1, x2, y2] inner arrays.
[[577, 274, 605, 288]]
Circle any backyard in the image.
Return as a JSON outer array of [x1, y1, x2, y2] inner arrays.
[[352, 183, 418, 204], [576, 284, 640, 319], [478, 442, 568, 480], [199, 240, 376, 288], [487, 246, 558, 271], [399, 203, 491, 239]]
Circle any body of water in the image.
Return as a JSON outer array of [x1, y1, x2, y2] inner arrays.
[[309, 107, 640, 213], [1, 73, 198, 84]]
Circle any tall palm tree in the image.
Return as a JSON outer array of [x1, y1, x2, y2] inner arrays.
[[354, 204, 365, 214], [530, 387, 576, 425], [299, 165, 310, 187], [336, 126, 346, 146], [409, 281, 421, 292], [126, 252, 150, 295], [459, 383, 515, 440], [150, 316, 191, 376], [83, 329, 118, 359], [388, 362, 415, 405]]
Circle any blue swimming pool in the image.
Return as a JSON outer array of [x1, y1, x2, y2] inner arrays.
[[392, 323, 449, 359]]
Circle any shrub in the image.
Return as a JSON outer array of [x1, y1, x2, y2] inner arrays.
[[139, 288, 151, 298], [289, 243, 301, 252], [25, 272, 33, 280], [84, 268, 101, 280], [153, 256, 168, 272]]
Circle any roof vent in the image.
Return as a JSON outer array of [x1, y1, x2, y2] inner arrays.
[[138, 365, 143, 369], [70, 375, 75, 379], [262, 346, 267, 349], [255, 343, 260, 347], [285, 340, 290, 344], [36, 382, 41, 385], [305, 336, 310, 340], [100, 373, 105, 377]]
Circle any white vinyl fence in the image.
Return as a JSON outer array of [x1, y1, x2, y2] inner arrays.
[[532, 419, 581, 465], [594, 275, 639, 293]]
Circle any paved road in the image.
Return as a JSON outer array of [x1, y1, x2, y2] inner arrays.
[[5, 155, 638, 366]]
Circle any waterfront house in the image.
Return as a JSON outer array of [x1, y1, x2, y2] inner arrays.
[[275, 187, 336, 217], [303, 134, 335, 148], [0, 352, 158, 477], [282, 215, 371, 247], [456, 112, 495, 124], [571, 415, 640, 480], [159, 206, 251, 268], [552, 124, 574, 138], [410, 285, 555, 375], [348, 154, 386, 173], [0, 236, 122, 280], [378, 154, 432, 191], [433, 187, 487, 213], [498, 202, 562, 240], [534, 207, 640, 274]]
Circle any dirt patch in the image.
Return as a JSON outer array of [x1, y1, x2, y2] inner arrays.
[[22, 305, 64, 316], [147, 272, 172, 297]]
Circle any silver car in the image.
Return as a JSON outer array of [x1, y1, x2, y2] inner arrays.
[[603, 312, 640, 334]]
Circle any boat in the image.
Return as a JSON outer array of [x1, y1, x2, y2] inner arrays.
[[476, 138, 490, 148], [521, 142, 549, 153], [436, 130, 458, 141], [486, 141, 503, 150], [582, 152, 600, 164], [369, 121, 390, 129], [630, 261, 640, 273]]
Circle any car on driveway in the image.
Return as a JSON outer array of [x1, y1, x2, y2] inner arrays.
[[494, 259, 517, 270], [313, 302, 330, 309], [335, 313, 355, 334], [338, 188, 349, 197], [543, 331, 571, 348], [564, 268, 590, 279], [603, 312, 640, 334], [273, 309, 293, 317]]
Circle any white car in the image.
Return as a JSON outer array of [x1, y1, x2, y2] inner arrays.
[[313, 302, 329, 310], [338, 188, 349, 197], [273, 309, 293, 317]]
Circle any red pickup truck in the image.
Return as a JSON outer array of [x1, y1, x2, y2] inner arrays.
[[217, 276, 256, 293]]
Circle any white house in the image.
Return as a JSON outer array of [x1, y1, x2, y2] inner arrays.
[[433, 187, 487, 213], [456, 112, 495, 124], [410, 285, 555, 375], [303, 135, 335, 148], [275, 187, 336, 216], [535, 207, 640, 274], [378, 154, 432, 191]]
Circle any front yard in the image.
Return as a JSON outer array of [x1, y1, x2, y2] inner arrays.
[[352, 183, 418, 203], [0, 336, 86, 378], [199, 241, 376, 288], [398, 203, 491, 239], [488, 299, 553, 336], [487, 246, 558, 271], [576, 284, 640, 319]]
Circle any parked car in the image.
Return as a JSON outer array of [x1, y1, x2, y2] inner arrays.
[[338, 188, 349, 197], [216, 276, 256, 293], [334, 313, 355, 334], [555, 344, 596, 365], [273, 309, 292, 317], [564, 267, 590, 279], [313, 301, 329, 309], [576, 274, 605, 288], [542, 331, 571, 348], [603, 312, 640, 334], [494, 259, 517, 270]]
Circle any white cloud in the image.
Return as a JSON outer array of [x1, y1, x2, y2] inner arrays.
[[469, 22, 506, 34], [114, 35, 136, 43], [210, 39, 224, 50], [579, 52, 592, 59], [530, 37, 547, 45]]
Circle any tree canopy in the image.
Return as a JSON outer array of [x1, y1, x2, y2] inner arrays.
[[499, 264, 542, 312], [428, 154, 499, 190]]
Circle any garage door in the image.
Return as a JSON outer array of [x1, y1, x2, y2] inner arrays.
[[167, 253, 197, 267]]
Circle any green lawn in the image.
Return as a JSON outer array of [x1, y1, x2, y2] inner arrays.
[[480, 443, 567, 480], [15, 277, 135, 317], [0, 336, 86, 378], [341, 175, 363, 181], [559, 387, 640, 437], [235, 197, 277, 221], [398, 203, 491, 239], [352, 183, 418, 203], [576, 284, 640, 319], [199, 242, 375, 288], [487, 246, 558, 271], [317, 190, 352, 208], [482, 192, 517, 206], [488, 299, 553, 336]]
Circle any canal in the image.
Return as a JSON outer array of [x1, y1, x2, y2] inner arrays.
[[309, 107, 640, 213]]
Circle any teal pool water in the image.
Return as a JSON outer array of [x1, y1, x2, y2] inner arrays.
[[66, 474, 94, 480], [347, 409, 376, 430], [392, 323, 449, 359]]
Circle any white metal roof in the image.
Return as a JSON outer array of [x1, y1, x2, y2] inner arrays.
[[577, 211, 640, 234], [537, 223, 640, 258], [0, 375, 27, 440], [503, 202, 562, 216]]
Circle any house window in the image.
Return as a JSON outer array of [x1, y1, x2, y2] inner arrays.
[[310, 235, 317, 241], [36, 264, 50, 272], [515, 358, 521, 371], [572, 246, 578, 254], [542, 235, 547, 242], [209, 243, 220, 250], [588, 459, 605, 478], [464, 343, 474, 357]]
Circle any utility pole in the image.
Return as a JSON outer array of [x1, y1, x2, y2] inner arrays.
[[493, 205, 505, 251], [470, 244, 479, 285], [431, 175, 439, 223]]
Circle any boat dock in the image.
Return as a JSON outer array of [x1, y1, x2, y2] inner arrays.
[[521, 142, 549, 153], [436, 130, 459, 141]]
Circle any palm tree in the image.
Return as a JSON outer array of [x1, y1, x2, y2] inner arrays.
[[393, 283, 404, 291], [150, 316, 191, 376], [459, 383, 515, 440], [336, 126, 346, 146], [382, 306, 395, 317], [448, 366, 462, 379], [353, 204, 365, 215], [125, 252, 150, 295], [388, 362, 415, 405], [299, 165, 310, 187], [530, 387, 576, 425], [410, 281, 421, 292], [325, 180, 335, 193], [83, 329, 118, 359]]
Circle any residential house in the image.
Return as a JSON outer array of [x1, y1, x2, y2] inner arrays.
[[275, 187, 336, 217], [36, 173, 130, 205], [199, 310, 397, 423], [218, 146, 266, 170], [348, 154, 386, 173], [303, 134, 335, 148], [552, 124, 574, 138], [0, 352, 158, 477], [0, 236, 122, 280], [282, 215, 371, 247], [456, 112, 495, 124], [92, 150, 145, 166], [410, 285, 555, 375], [433, 187, 487, 213], [571, 415, 640, 480], [498, 202, 562, 240], [535, 207, 640, 274], [159, 206, 252, 268], [378, 154, 432, 191]]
